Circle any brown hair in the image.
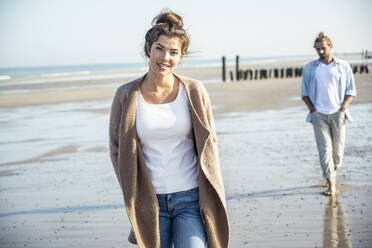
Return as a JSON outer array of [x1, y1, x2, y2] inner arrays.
[[144, 9, 190, 57], [313, 32, 333, 48]]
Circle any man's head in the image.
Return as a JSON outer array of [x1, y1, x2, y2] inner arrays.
[[313, 32, 333, 62]]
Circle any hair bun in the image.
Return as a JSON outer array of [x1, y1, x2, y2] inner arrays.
[[152, 9, 184, 27], [144, 9, 189, 57], [313, 32, 333, 48]]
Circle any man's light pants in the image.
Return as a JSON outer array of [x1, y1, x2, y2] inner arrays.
[[311, 111, 346, 179]]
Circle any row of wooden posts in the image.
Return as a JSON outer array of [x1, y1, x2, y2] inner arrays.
[[221, 56, 304, 82], [352, 64, 369, 74], [222, 55, 370, 82]]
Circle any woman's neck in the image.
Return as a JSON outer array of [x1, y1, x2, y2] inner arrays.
[[144, 72, 176, 92]]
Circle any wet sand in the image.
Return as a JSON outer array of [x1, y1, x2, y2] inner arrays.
[[0, 61, 371, 247]]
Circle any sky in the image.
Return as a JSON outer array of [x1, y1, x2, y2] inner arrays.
[[0, 0, 371, 68]]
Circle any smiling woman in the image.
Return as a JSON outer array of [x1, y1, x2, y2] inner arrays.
[[109, 9, 229, 248], [143, 35, 184, 103]]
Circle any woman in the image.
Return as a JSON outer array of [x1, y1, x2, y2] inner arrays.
[[109, 10, 229, 248]]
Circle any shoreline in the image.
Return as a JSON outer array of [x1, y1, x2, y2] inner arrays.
[[0, 73, 371, 113], [0, 52, 366, 79]]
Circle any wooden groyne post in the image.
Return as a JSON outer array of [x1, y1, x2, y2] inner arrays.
[[222, 56, 226, 82], [236, 55, 240, 81], [220, 55, 311, 81]]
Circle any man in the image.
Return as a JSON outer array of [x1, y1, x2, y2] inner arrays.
[[301, 32, 357, 196]]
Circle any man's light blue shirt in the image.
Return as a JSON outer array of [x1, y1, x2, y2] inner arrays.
[[301, 57, 357, 122]]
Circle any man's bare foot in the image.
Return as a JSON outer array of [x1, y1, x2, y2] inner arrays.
[[324, 176, 336, 196], [325, 169, 337, 188], [325, 180, 329, 188], [324, 189, 336, 196]]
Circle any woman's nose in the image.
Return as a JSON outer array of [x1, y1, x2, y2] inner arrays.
[[162, 51, 170, 60]]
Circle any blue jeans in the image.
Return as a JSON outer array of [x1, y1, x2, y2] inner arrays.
[[156, 187, 207, 248]]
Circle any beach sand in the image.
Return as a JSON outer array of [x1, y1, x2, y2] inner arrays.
[[0, 60, 371, 247]]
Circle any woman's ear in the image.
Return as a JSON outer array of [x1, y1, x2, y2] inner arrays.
[[145, 43, 151, 57]]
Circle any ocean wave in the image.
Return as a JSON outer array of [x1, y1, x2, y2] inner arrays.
[[0, 75, 11, 80], [0, 82, 123, 95], [0, 72, 144, 87], [41, 71, 92, 77]]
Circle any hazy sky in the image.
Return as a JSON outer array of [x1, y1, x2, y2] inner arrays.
[[0, 0, 371, 68]]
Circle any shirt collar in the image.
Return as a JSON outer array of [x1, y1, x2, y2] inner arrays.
[[332, 56, 341, 64], [315, 56, 340, 66]]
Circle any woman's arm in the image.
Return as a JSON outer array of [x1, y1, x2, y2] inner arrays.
[[109, 88, 123, 184], [201, 84, 217, 141]]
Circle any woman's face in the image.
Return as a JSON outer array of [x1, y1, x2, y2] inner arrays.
[[147, 35, 183, 77]]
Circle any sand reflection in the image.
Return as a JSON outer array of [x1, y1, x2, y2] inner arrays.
[[323, 195, 352, 248]]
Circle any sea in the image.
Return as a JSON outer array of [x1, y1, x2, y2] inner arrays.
[[0, 53, 365, 83], [0, 55, 312, 79]]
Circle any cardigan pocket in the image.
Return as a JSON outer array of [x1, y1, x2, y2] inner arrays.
[[200, 206, 206, 225]]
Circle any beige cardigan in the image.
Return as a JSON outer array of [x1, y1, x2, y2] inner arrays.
[[109, 74, 229, 248]]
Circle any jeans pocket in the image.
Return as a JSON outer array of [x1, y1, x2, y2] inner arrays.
[[338, 110, 346, 118], [310, 111, 318, 123], [341, 111, 346, 124], [188, 187, 199, 193], [335, 111, 346, 125]]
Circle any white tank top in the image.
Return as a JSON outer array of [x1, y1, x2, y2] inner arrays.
[[136, 83, 199, 194]]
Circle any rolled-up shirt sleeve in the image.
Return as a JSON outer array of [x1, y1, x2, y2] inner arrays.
[[301, 65, 310, 99], [345, 64, 357, 96]]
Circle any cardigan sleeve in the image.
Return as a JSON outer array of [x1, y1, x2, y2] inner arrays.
[[201, 84, 218, 143], [109, 87, 123, 184]]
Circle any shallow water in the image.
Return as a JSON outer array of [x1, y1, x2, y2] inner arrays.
[[0, 101, 371, 247]]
